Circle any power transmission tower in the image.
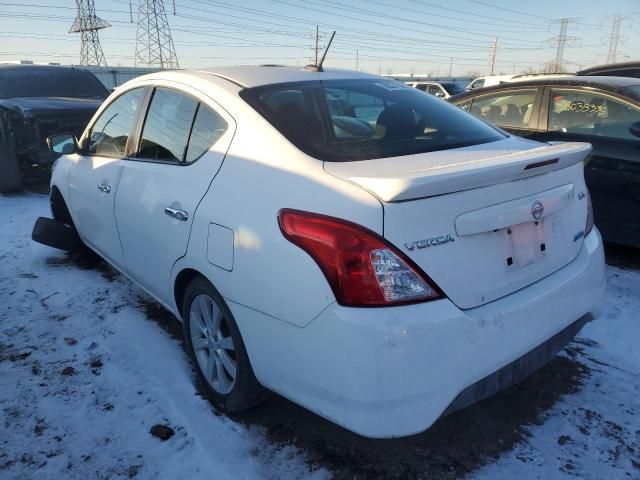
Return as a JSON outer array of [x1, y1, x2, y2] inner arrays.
[[606, 15, 622, 63], [489, 36, 498, 75], [135, 0, 180, 69], [545, 18, 578, 73], [553, 18, 569, 72], [69, 0, 110, 66], [309, 26, 326, 66], [315, 25, 319, 66]]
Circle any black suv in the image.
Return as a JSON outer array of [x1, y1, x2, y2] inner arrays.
[[449, 76, 640, 248], [0, 64, 108, 193]]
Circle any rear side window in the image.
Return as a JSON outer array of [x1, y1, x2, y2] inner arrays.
[[549, 90, 640, 140], [184, 105, 228, 163], [468, 91, 537, 128], [88, 87, 145, 157], [240, 79, 504, 162], [137, 88, 198, 162]]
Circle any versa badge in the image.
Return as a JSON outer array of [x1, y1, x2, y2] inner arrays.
[[405, 234, 455, 251]]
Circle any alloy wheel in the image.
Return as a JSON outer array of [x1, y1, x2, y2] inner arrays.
[[188, 294, 237, 395]]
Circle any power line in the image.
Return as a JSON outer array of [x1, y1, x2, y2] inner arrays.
[[465, 0, 551, 21], [349, 0, 549, 32], [407, 0, 547, 26], [270, 0, 543, 46]]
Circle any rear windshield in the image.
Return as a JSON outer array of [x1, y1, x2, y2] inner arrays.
[[0, 67, 108, 100], [240, 79, 504, 162]]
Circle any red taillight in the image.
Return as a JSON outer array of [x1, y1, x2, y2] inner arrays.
[[278, 209, 442, 307], [585, 190, 594, 237]]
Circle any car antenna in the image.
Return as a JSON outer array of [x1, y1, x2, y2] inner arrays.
[[305, 31, 336, 72]]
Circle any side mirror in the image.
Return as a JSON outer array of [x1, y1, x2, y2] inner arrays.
[[434, 91, 445, 98], [629, 121, 640, 138], [47, 133, 78, 155]]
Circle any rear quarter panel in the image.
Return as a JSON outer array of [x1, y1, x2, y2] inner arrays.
[[172, 101, 383, 327]]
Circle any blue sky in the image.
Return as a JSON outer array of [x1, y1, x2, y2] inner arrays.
[[0, 0, 638, 75]]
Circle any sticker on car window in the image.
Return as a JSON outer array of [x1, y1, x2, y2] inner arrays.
[[567, 102, 606, 114]]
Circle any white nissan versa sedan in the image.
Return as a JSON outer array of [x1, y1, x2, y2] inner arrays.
[[33, 66, 605, 438]]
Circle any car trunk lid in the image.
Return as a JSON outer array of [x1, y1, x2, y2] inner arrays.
[[325, 139, 592, 309]]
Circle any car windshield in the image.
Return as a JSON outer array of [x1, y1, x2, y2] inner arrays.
[[0, 67, 108, 99], [440, 82, 466, 95], [240, 79, 504, 162]]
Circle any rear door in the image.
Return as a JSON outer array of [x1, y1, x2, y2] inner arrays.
[[68, 87, 147, 266], [463, 88, 543, 138], [530, 87, 640, 246], [114, 84, 235, 303]]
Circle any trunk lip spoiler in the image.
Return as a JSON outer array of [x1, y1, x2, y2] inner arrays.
[[324, 141, 592, 203]]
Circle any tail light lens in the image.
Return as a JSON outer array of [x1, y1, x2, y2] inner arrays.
[[585, 191, 594, 237], [278, 209, 442, 307]]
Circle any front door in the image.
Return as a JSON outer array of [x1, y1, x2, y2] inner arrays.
[[530, 88, 640, 246], [68, 87, 146, 266], [114, 85, 234, 304]]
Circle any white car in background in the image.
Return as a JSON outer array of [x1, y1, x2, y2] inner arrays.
[[34, 66, 605, 438], [406, 80, 466, 99], [467, 74, 518, 90], [468, 73, 575, 90]]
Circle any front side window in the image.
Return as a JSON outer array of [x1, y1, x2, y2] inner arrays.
[[468, 91, 537, 128], [549, 90, 640, 141], [137, 88, 198, 162], [88, 88, 145, 157], [240, 79, 504, 162]]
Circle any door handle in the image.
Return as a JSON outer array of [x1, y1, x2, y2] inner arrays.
[[164, 206, 189, 221], [97, 183, 111, 193]]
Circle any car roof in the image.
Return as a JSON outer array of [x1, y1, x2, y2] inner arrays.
[[450, 75, 640, 102], [191, 65, 380, 88], [577, 61, 640, 76], [410, 81, 444, 85], [0, 64, 90, 74]]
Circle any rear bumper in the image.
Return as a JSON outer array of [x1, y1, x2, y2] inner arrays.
[[232, 229, 606, 438], [443, 312, 592, 416]]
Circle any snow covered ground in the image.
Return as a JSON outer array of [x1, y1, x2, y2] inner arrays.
[[1, 192, 638, 479]]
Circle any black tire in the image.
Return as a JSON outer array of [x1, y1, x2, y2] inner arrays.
[[182, 276, 267, 413], [0, 138, 23, 193], [32, 217, 84, 251], [50, 188, 75, 227]]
